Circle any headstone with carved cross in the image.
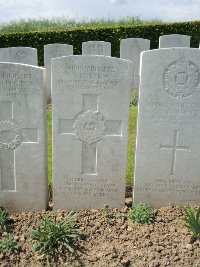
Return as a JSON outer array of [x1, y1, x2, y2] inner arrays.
[[82, 41, 111, 56], [0, 47, 38, 66], [52, 55, 133, 209], [44, 44, 73, 103], [0, 63, 48, 212], [159, 34, 191, 48], [133, 48, 200, 208], [120, 38, 150, 88]]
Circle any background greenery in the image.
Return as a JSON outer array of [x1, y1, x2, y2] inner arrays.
[[0, 16, 162, 33], [0, 18, 199, 66]]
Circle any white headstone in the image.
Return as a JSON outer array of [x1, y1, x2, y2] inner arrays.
[[133, 48, 200, 208], [0, 63, 48, 212], [82, 41, 111, 56], [159, 34, 191, 48], [44, 43, 73, 103], [120, 38, 150, 88], [0, 48, 9, 62], [0, 47, 38, 65], [52, 55, 133, 209]]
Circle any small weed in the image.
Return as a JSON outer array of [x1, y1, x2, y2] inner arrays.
[[0, 233, 19, 253], [102, 204, 113, 224], [130, 88, 139, 106], [183, 206, 200, 241], [31, 211, 79, 261], [129, 203, 155, 224], [0, 206, 10, 230]]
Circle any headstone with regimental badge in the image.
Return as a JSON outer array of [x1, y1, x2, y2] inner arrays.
[[0, 63, 48, 212], [0, 47, 38, 65], [82, 41, 111, 56], [52, 55, 133, 209], [120, 38, 150, 88], [159, 34, 191, 48], [44, 44, 73, 103], [133, 48, 200, 208]]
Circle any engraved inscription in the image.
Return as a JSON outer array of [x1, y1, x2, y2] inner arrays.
[[135, 179, 200, 195], [0, 120, 22, 150], [163, 58, 200, 98], [62, 177, 117, 197], [55, 64, 121, 92], [0, 68, 39, 98], [89, 44, 104, 54], [74, 110, 105, 144], [145, 101, 200, 128]]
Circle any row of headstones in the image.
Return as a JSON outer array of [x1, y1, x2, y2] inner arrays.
[[0, 34, 193, 103], [0, 34, 192, 66], [0, 47, 200, 213]]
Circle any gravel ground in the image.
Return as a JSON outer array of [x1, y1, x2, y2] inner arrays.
[[0, 199, 199, 267]]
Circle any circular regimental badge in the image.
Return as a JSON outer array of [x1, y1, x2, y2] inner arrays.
[[74, 110, 105, 144], [163, 58, 200, 98], [15, 50, 29, 63], [0, 121, 22, 150]]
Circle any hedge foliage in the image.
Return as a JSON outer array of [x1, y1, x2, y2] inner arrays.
[[0, 21, 199, 66]]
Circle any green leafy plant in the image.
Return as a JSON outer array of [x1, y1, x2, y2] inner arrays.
[[129, 203, 155, 224], [31, 211, 79, 261], [102, 204, 113, 224], [183, 206, 200, 240], [0, 233, 19, 253], [0, 206, 10, 230]]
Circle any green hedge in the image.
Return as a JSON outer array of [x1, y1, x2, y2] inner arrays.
[[0, 21, 199, 66]]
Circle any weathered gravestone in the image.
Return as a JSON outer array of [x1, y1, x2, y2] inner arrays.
[[82, 41, 111, 56], [0, 63, 48, 212], [44, 44, 73, 103], [52, 55, 133, 209], [159, 34, 191, 48], [133, 48, 200, 208], [120, 38, 150, 88], [0, 47, 38, 65]]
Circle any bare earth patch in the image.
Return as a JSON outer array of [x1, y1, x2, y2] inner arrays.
[[0, 202, 200, 267]]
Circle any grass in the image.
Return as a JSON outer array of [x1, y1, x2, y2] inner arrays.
[[0, 16, 162, 33], [126, 105, 137, 185], [47, 104, 137, 187], [47, 109, 52, 186]]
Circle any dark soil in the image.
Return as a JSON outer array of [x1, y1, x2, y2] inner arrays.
[[0, 199, 200, 267]]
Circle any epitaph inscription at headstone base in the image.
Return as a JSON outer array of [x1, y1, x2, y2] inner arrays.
[[133, 48, 200, 208], [0, 63, 48, 212], [159, 34, 191, 48], [120, 38, 150, 88], [82, 41, 111, 56], [0, 47, 38, 66], [52, 55, 133, 210], [44, 44, 73, 103]]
